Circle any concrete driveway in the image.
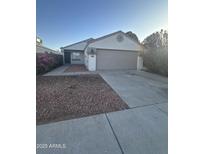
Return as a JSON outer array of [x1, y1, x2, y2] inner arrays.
[[100, 70, 168, 109], [37, 70, 168, 154]]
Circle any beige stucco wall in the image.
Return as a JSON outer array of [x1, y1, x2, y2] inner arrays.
[[87, 32, 142, 51], [84, 48, 89, 68]]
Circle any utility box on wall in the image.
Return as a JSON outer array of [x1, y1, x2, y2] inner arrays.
[[88, 54, 96, 71], [87, 47, 96, 71]]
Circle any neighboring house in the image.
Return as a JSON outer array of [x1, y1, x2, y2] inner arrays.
[[61, 31, 143, 71], [36, 45, 62, 55], [36, 37, 61, 55]]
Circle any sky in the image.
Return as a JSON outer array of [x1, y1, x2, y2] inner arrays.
[[37, 0, 167, 49]]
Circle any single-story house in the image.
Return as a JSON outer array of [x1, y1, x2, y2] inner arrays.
[[61, 31, 143, 71]]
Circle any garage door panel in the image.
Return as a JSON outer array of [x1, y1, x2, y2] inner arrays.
[[97, 49, 138, 70]]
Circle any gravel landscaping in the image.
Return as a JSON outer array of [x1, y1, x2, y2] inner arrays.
[[64, 64, 88, 72], [36, 75, 129, 125]]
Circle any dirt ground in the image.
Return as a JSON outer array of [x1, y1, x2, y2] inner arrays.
[[64, 64, 88, 72], [36, 75, 128, 125]]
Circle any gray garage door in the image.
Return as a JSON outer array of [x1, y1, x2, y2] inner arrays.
[[96, 49, 138, 70]]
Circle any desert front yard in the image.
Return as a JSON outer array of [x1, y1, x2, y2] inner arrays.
[[36, 74, 128, 125]]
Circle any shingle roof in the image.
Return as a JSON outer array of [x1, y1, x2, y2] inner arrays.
[[61, 38, 94, 49], [61, 30, 141, 50]]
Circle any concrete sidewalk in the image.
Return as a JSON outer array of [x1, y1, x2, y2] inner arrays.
[[37, 105, 167, 154], [43, 65, 97, 76], [43, 65, 68, 76]]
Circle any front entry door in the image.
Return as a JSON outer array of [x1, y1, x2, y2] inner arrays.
[[64, 52, 71, 64]]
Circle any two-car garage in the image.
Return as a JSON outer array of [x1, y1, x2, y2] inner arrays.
[[96, 49, 139, 70]]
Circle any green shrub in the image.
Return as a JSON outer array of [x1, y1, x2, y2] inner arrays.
[[143, 48, 168, 76]]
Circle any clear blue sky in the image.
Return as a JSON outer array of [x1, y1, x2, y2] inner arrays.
[[37, 0, 167, 49]]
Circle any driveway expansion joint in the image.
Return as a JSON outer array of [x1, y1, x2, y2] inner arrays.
[[128, 102, 167, 110], [105, 114, 124, 154], [153, 104, 168, 115]]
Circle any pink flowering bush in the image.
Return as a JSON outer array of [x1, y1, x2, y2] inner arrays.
[[36, 53, 63, 75]]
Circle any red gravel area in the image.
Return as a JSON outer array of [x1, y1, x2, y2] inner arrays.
[[36, 75, 129, 125], [64, 64, 88, 72]]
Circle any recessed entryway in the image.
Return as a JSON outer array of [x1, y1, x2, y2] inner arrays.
[[64, 52, 71, 64]]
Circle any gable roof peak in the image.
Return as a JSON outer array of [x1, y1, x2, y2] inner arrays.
[[61, 37, 94, 49], [89, 30, 125, 44]]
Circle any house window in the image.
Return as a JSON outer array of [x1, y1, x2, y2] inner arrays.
[[72, 59, 81, 61], [72, 52, 81, 61], [72, 52, 80, 58]]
